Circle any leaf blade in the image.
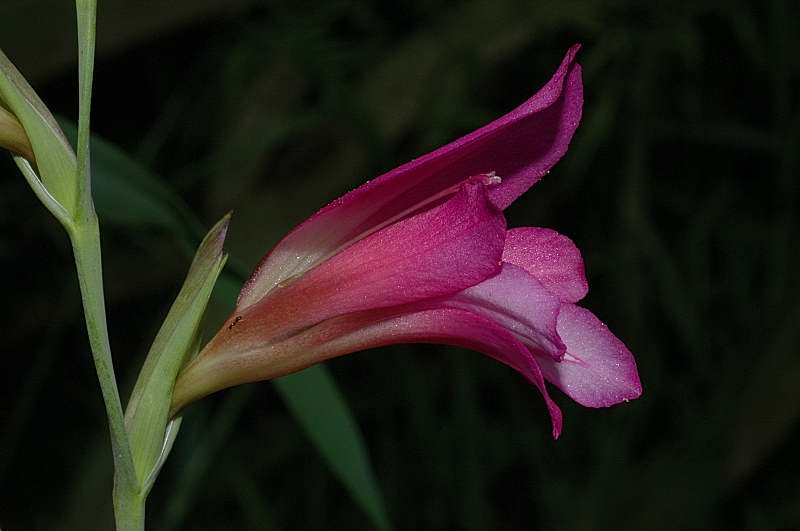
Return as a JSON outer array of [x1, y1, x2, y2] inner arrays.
[[276, 368, 392, 531]]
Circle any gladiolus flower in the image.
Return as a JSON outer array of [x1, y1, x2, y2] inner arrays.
[[172, 45, 641, 437]]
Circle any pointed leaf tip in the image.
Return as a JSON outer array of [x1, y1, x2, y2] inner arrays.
[[200, 212, 231, 258]]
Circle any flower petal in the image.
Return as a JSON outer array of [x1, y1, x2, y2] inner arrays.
[[174, 305, 564, 437], [204, 181, 506, 359], [440, 262, 565, 359], [502, 227, 588, 303], [239, 46, 583, 306], [309, 308, 564, 438], [536, 304, 642, 407]]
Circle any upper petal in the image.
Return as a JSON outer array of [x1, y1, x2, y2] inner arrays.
[[502, 227, 588, 303], [536, 304, 642, 407], [238, 46, 583, 306]]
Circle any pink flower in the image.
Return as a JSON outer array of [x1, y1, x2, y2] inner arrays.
[[172, 45, 641, 437]]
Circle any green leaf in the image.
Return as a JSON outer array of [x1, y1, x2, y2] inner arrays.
[[276, 369, 392, 531], [124, 214, 229, 489], [0, 48, 78, 218]]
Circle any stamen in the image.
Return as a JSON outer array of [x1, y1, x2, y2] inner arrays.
[[434, 172, 503, 199], [481, 171, 502, 186]]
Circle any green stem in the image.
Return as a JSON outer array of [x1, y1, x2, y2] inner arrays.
[[114, 490, 146, 531], [70, 217, 140, 530], [75, 0, 96, 211], [73, 2, 147, 528]]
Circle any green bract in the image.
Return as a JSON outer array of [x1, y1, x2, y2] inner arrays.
[[124, 214, 230, 491]]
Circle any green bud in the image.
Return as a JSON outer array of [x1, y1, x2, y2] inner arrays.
[[0, 49, 78, 221]]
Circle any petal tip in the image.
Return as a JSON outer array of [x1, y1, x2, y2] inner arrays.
[[624, 374, 644, 402], [550, 414, 563, 440]]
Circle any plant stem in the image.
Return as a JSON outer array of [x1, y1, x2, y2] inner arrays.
[[113, 489, 146, 531], [70, 217, 141, 530], [73, 2, 148, 528], [75, 0, 96, 212]]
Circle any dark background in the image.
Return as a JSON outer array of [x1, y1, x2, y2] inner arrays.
[[1, 0, 798, 529]]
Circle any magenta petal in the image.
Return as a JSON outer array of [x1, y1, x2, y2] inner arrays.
[[502, 228, 588, 303], [238, 46, 583, 305], [305, 307, 563, 438], [536, 304, 642, 407], [440, 263, 565, 359], [232, 181, 506, 345]]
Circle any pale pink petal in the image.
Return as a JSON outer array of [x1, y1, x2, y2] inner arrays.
[[502, 227, 588, 303], [239, 46, 583, 306], [536, 304, 642, 407], [202, 181, 506, 358], [438, 263, 565, 359]]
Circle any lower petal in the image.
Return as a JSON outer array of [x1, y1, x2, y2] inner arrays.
[[536, 304, 642, 407], [303, 307, 564, 438], [178, 305, 566, 437], [439, 262, 565, 359]]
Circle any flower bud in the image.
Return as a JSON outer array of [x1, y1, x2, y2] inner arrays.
[[0, 104, 34, 161], [0, 49, 78, 220]]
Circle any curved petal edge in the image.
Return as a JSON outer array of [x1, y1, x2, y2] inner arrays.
[[536, 304, 642, 408], [238, 45, 583, 305], [502, 227, 588, 303]]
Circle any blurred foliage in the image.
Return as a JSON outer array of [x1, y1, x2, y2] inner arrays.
[[1, 0, 799, 530]]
